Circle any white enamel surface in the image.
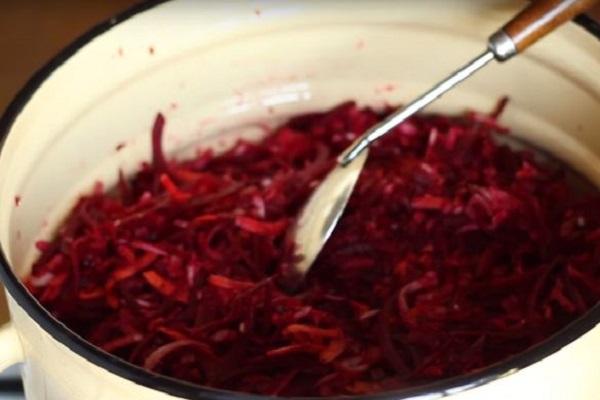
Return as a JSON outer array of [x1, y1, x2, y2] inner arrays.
[[0, 0, 599, 399], [0, 322, 23, 372]]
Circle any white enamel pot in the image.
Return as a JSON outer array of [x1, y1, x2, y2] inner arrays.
[[0, 1, 600, 399]]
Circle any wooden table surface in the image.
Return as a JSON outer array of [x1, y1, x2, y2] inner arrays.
[[0, 1, 599, 325]]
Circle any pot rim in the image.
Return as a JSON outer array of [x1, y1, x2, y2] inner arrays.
[[0, 2, 599, 399]]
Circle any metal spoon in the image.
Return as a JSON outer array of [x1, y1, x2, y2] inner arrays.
[[283, 0, 599, 289]]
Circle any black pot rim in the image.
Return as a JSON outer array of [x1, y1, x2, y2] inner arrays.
[[0, 2, 599, 399]]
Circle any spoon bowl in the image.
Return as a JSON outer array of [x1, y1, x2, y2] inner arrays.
[[283, 145, 368, 289]]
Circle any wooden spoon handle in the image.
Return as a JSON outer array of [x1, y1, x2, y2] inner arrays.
[[489, 0, 599, 61]]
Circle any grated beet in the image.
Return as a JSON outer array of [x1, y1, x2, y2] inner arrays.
[[26, 101, 600, 396]]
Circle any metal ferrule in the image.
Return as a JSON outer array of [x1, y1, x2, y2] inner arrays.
[[488, 30, 518, 62]]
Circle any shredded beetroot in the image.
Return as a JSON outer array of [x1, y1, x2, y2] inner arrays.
[[26, 101, 600, 396]]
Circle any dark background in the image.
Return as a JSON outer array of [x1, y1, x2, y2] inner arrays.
[[0, 0, 140, 112]]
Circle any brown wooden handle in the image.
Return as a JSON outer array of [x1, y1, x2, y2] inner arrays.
[[503, 0, 599, 53]]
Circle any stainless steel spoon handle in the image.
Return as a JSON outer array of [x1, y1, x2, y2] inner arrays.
[[338, 49, 495, 166], [339, 0, 599, 165]]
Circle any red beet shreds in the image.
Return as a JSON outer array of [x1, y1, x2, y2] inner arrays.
[[26, 102, 600, 396]]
